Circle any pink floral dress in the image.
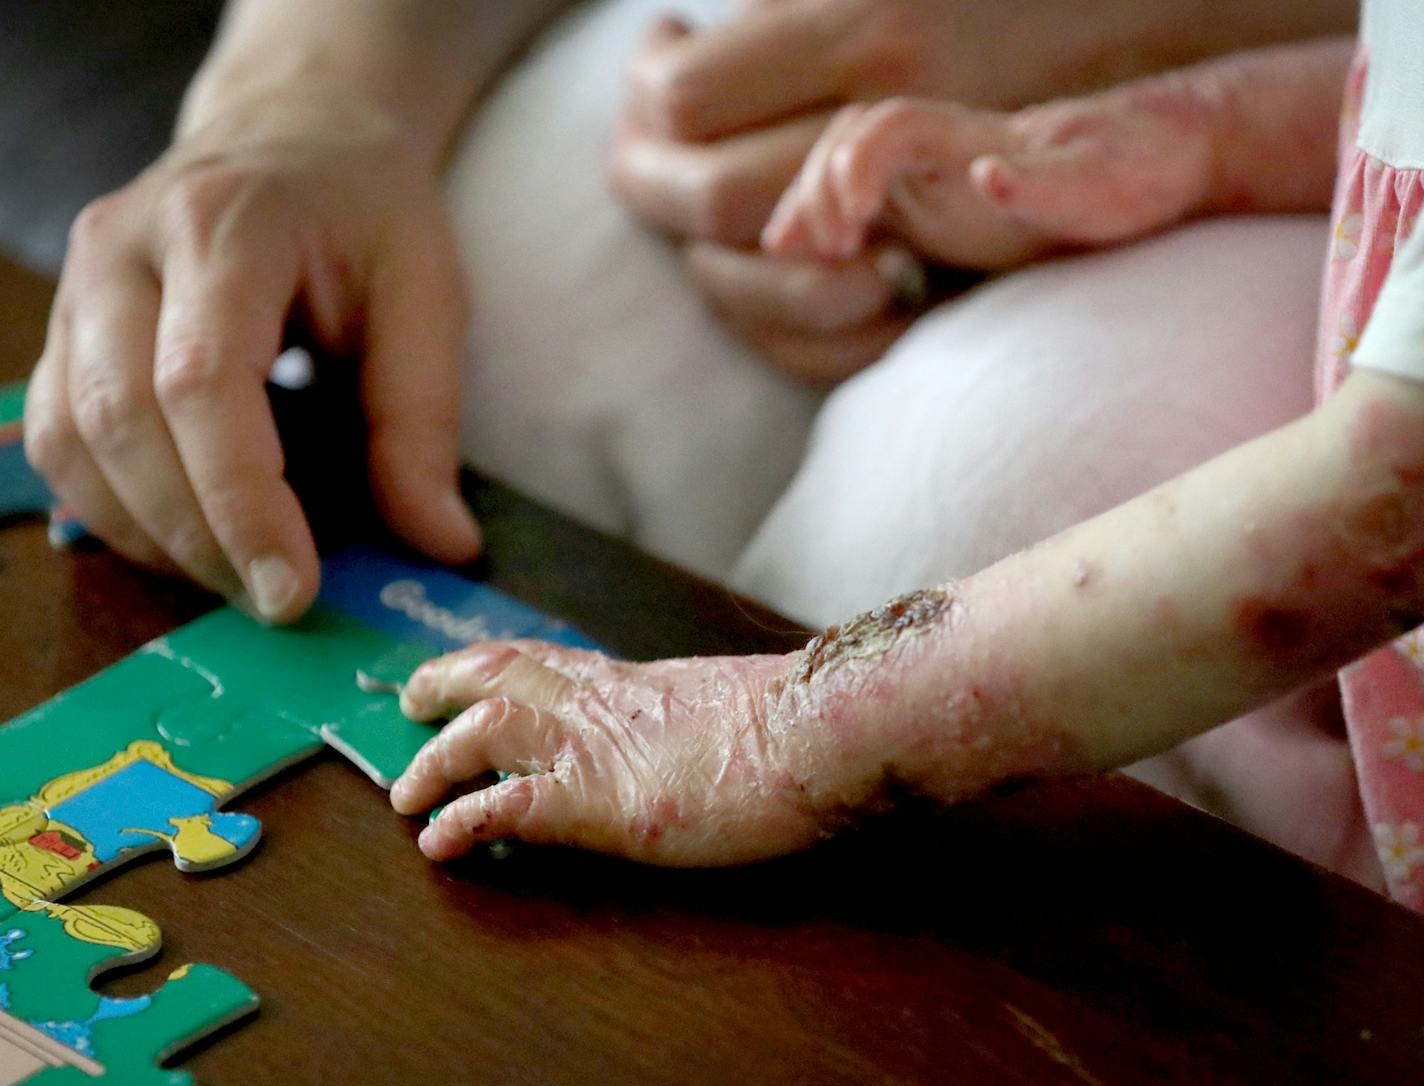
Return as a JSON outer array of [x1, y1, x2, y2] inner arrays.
[[1318, 35, 1424, 912]]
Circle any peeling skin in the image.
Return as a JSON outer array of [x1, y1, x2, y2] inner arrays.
[[780, 578, 1091, 821], [797, 588, 958, 685]]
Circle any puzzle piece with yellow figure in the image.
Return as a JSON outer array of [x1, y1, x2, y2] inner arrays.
[[0, 649, 322, 928], [0, 538, 605, 1083]]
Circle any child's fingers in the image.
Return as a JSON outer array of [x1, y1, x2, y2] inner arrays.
[[390, 697, 565, 815], [499, 640, 632, 685], [825, 100, 927, 227], [762, 104, 872, 259], [400, 643, 576, 721], [417, 774, 580, 861]]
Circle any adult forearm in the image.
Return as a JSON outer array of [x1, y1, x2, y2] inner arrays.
[[180, 0, 576, 169], [1032, 0, 1356, 101]]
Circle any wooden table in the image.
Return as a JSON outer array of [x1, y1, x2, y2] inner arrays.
[[3, 259, 1423, 1084]]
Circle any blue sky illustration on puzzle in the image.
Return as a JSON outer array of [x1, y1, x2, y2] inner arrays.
[[46, 760, 257, 862]]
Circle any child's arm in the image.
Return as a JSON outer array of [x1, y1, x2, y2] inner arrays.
[[389, 363, 1424, 865], [762, 36, 1353, 269]]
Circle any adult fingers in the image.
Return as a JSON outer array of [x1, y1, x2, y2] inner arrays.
[[25, 317, 174, 571], [390, 697, 564, 815], [417, 774, 586, 860], [685, 240, 916, 335], [626, 2, 849, 141], [152, 195, 317, 623], [401, 644, 578, 722], [362, 210, 481, 567], [609, 110, 827, 246], [720, 310, 910, 386], [62, 240, 238, 595]]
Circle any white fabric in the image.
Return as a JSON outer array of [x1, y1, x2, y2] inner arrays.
[[1354, 221, 1424, 382], [734, 217, 1326, 625], [446, 0, 818, 582], [449, 0, 1328, 613], [1358, 0, 1424, 170]]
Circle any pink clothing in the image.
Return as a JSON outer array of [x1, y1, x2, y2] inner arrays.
[[1319, 50, 1424, 912]]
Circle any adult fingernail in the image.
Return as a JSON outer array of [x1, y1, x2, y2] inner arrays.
[[248, 553, 299, 621], [875, 246, 928, 312]]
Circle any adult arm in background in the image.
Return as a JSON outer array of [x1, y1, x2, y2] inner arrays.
[[25, 0, 574, 622], [608, 0, 1358, 382]]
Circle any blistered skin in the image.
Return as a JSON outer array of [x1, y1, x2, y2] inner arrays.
[[390, 596, 1087, 866], [760, 38, 1349, 270]]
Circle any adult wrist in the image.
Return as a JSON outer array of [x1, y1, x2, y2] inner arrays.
[[177, 51, 446, 172]]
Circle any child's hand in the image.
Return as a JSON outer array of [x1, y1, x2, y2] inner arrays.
[[761, 85, 1216, 270], [388, 641, 871, 866]]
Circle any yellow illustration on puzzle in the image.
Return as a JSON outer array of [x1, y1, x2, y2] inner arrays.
[[0, 741, 257, 949]]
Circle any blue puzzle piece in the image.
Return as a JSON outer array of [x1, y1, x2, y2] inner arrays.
[[0, 439, 50, 521]]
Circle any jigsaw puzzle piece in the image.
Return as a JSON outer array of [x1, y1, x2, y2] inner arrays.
[[0, 653, 217, 804], [316, 543, 609, 782], [0, 384, 47, 521], [158, 545, 609, 787], [0, 650, 322, 918], [0, 906, 255, 1086], [159, 605, 437, 789], [0, 382, 87, 545]]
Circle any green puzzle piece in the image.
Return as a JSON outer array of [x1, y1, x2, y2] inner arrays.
[[0, 601, 440, 928], [0, 651, 323, 925], [0, 906, 255, 1086], [0, 383, 24, 427], [159, 604, 438, 788]]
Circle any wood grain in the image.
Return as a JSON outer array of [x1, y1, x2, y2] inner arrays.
[[2, 262, 1423, 1085]]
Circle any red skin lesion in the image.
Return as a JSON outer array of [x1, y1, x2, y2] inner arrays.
[[1233, 599, 1311, 657], [1231, 397, 1424, 666]]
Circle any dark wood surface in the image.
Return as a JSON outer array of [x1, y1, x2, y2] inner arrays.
[[3, 262, 1424, 1085]]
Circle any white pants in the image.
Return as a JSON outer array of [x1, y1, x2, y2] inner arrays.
[[447, 0, 1377, 883]]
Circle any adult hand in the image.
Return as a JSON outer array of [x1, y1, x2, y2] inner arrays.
[[610, 0, 1353, 381], [26, 101, 480, 622], [682, 239, 922, 385], [608, 2, 1036, 383]]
